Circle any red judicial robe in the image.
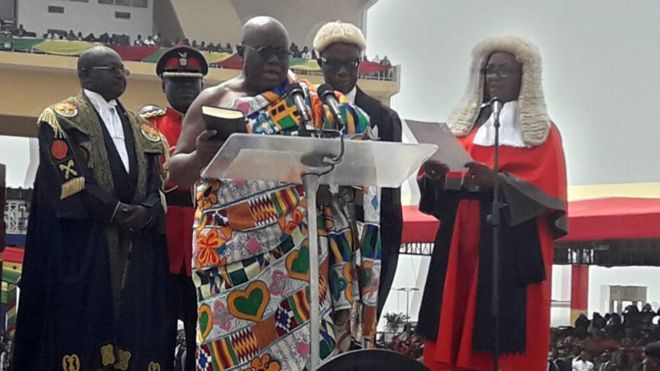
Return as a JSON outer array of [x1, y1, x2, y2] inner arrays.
[[145, 107, 194, 276], [418, 124, 567, 371]]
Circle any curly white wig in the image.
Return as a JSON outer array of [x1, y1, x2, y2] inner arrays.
[[313, 21, 366, 54], [447, 35, 550, 146]]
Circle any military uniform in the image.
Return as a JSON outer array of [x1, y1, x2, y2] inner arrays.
[[140, 46, 208, 371]]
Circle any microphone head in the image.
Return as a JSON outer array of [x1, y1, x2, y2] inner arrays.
[[286, 82, 304, 96], [316, 83, 335, 103], [489, 97, 503, 112]]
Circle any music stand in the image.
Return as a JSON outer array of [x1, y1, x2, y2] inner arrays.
[[202, 133, 436, 369]]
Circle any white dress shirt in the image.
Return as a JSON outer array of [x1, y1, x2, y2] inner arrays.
[[84, 89, 130, 172], [345, 86, 357, 105], [572, 358, 594, 371], [473, 100, 526, 148]]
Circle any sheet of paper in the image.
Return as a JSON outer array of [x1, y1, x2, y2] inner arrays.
[[407, 120, 472, 171]]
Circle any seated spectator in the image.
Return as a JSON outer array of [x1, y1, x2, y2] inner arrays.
[[13, 24, 27, 37], [65, 30, 76, 41], [225, 42, 232, 52], [644, 342, 660, 371], [153, 32, 161, 45], [144, 35, 156, 46], [289, 41, 300, 57], [76, 31, 83, 40], [134, 34, 144, 46], [84, 33, 96, 42], [206, 42, 216, 52], [381, 55, 391, 66], [98, 32, 110, 43], [199, 41, 206, 51], [191, 39, 198, 48], [573, 351, 595, 371], [301, 46, 311, 59]]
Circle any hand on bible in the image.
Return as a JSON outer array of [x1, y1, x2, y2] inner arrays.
[[195, 129, 224, 168], [464, 162, 497, 190], [423, 160, 449, 185]]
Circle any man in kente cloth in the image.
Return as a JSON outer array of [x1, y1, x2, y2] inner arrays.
[[140, 45, 208, 371], [168, 16, 381, 371], [416, 36, 568, 370], [12, 46, 169, 371]]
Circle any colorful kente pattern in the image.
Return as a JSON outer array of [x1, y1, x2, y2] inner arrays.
[[193, 80, 379, 370]]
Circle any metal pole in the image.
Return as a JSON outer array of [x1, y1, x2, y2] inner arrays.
[[491, 102, 502, 371], [302, 172, 321, 370]]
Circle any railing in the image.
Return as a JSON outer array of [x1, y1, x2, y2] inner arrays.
[[399, 242, 434, 256], [295, 65, 399, 82]]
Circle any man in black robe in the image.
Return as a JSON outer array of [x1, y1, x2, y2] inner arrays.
[[313, 21, 404, 320], [12, 46, 169, 371]]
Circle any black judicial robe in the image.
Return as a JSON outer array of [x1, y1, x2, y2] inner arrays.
[[353, 87, 404, 319], [12, 93, 170, 371]]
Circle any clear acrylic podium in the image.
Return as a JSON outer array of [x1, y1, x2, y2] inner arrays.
[[202, 133, 437, 369]]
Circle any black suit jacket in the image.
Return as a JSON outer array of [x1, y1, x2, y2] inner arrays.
[[354, 87, 403, 254]]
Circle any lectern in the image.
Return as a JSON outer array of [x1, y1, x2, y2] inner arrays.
[[202, 133, 436, 369]]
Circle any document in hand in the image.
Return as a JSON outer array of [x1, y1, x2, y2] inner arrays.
[[201, 105, 247, 141], [407, 120, 472, 171]]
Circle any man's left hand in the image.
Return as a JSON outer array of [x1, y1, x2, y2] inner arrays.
[[122, 205, 151, 231]]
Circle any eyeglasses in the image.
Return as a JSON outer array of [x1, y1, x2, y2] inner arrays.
[[244, 45, 291, 61], [482, 67, 518, 79], [319, 57, 360, 72], [87, 65, 130, 76]]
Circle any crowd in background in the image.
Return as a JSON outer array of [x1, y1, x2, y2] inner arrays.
[[549, 305, 660, 370], [0, 22, 394, 66]]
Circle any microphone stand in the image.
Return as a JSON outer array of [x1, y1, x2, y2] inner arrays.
[[300, 113, 345, 369], [490, 99, 502, 371]]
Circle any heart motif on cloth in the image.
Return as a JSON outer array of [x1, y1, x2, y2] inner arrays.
[[329, 269, 348, 302], [286, 246, 309, 281], [227, 280, 270, 322], [198, 304, 213, 342]]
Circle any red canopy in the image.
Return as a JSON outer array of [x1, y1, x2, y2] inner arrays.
[[401, 197, 660, 244], [560, 197, 660, 241], [402, 205, 439, 244]]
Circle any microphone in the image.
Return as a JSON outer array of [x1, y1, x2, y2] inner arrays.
[[317, 83, 346, 131], [286, 83, 312, 135], [486, 97, 503, 129]]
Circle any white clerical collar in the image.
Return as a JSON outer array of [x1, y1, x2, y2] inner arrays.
[[344, 86, 357, 105], [473, 100, 526, 147], [84, 89, 118, 112]]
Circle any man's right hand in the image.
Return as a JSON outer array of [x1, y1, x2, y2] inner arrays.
[[112, 202, 151, 232], [423, 160, 449, 185], [194, 129, 223, 167]]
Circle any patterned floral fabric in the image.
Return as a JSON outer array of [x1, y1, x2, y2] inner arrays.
[[193, 81, 381, 371]]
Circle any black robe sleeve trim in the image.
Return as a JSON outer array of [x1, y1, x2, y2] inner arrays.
[[415, 176, 461, 341], [500, 172, 568, 238]]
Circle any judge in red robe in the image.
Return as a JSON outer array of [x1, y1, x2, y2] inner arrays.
[[417, 36, 568, 371]]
